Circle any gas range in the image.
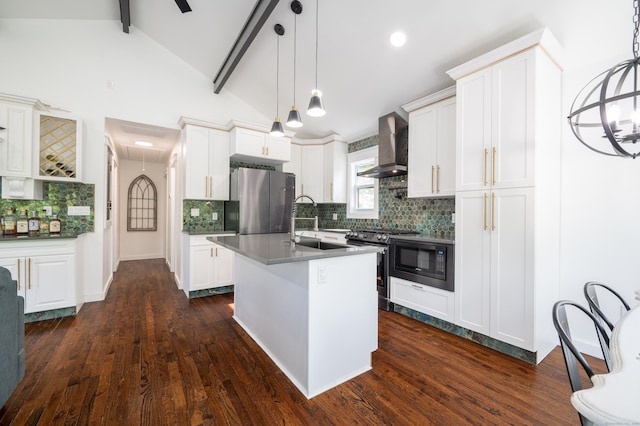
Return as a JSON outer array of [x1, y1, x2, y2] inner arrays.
[[345, 228, 419, 245]]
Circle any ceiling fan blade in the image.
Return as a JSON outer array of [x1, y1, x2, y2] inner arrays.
[[174, 0, 192, 13]]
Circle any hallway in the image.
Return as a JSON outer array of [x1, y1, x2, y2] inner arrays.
[[1, 259, 592, 424]]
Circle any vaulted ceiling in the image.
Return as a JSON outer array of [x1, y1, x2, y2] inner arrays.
[[0, 0, 630, 151]]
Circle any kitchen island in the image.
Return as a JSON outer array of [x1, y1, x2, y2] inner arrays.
[[209, 233, 380, 398]]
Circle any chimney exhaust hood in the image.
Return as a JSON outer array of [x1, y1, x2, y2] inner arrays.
[[358, 112, 408, 179]]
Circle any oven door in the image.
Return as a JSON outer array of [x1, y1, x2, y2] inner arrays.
[[347, 240, 391, 310], [390, 239, 454, 291]]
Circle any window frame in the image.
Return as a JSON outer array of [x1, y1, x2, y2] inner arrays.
[[127, 174, 158, 231], [347, 146, 379, 219]]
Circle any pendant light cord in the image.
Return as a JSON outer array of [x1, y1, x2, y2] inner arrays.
[[293, 12, 297, 104], [634, 0, 639, 58], [276, 34, 280, 116], [314, 0, 319, 90]]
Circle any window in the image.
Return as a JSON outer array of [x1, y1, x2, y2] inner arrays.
[[347, 146, 379, 219], [127, 174, 157, 231]]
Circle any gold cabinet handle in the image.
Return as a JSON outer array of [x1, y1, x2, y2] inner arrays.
[[431, 166, 435, 193], [330, 182, 334, 201], [437, 165, 441, 193], [491, 192, 496, 231], [492, 147, 497, 186], [301, 183, 304, 195], [215, 247, 218, 257], [266, 146, 269, 156], [28, 257, 31, 290], [209, 176, 213, 198], [205, 176, 209, 198], [484, 149, 489, 186], [17, 258, 21, 291], [210, 248, 213, 257], [483, 193, 488, 231], [411, 284, 423, 290]]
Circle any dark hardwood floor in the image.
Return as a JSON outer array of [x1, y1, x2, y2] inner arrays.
[[0, 259, 603, 425]]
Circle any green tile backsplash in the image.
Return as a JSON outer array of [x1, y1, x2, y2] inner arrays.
[[184, 139, 455, 239], [0, 181, 95, 234]]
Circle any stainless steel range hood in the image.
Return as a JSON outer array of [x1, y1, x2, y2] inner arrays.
[[357, 112, 408, 179]]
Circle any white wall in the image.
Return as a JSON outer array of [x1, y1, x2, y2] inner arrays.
[[0, 19, 271, 302], [119, 159, 166, 260]]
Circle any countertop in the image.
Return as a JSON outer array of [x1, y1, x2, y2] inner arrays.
[[182, 230, 236, 236], [0, 233, 82, 242], [209, 233, 381, 265]]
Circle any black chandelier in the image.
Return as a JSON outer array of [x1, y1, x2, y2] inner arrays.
[[568, 0, 640, 158]]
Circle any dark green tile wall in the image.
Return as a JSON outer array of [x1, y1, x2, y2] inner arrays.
[[0, 181, 95, 234]]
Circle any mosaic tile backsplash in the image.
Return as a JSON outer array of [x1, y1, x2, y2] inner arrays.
[[184, 139, 455, 239], [0, 181, 95, 234]]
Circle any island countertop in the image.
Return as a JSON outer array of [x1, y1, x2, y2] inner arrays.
[[209, 233, 381, 265]]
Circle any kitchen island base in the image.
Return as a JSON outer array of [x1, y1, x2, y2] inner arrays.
[[233, 252, 378, 399]]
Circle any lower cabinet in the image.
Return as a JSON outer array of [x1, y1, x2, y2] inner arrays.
[[0, 239, 79, 315], [390, 276, 455, 322], [182, 234, 235, 297]]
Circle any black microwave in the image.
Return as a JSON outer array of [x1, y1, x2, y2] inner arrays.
[[389, 239, 454, 292]]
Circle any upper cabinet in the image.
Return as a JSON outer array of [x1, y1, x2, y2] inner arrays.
[[35, 110, 83, 182], [0, 95, 41, 178], [402, 87, 456, 198], [229, 123, 291, 165], [181, 119, 229, 201], [287, 136, 347, 204], [323, 141, 347, 203]]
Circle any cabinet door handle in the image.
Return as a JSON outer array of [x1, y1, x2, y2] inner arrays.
[[28, 257, 31, 290], [325, 235, 338, 240], [431, 166, 435, 193], [492, 147, 497, 186], [491, 192, 496, 231], [17, 258, 21, 291], [205, 176, 209, 198], [484, 149, 489, 186], [209, 176, 213, 198], [215, 247, 218, 257], [266, 146, 269, 156], [411, 284, 423, 290], [210, 248, 213, 257], [302, 183, 304, 195], [483, 193, 488, 231], [437, 165, 441, 193]]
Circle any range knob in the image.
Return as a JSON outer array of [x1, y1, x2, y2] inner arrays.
[[376, 234, 382, 240], [381, 235, 389, 242], [353, 232, 358, 237]]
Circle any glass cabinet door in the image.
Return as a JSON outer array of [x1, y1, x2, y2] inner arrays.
[[36, 111, 82, 181]]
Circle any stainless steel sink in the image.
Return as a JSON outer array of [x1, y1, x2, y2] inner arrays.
[[296, 239, 350, 250]]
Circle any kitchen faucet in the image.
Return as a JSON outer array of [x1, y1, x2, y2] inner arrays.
[[291, 194, 318, 243]]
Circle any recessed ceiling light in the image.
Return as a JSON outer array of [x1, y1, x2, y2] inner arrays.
[[135, 140, 153, 147], [390, 31, 406, 47]]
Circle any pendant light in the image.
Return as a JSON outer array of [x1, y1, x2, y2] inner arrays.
[[286, 1, 303, 128], [270, 24, 285, 137], [307, 0, 326, 117], [568, 0, 640, 158]]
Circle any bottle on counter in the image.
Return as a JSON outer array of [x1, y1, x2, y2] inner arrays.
[[16, 210, 29, 236], [28, 210, 41, 235], [49, 214, 61, 235], [40, 210, 50, 235], [3, 207, 16, 236]]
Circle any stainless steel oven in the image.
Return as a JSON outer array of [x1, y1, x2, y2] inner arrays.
[[389, 238, 454, 292], [345, 229, 419, 311]]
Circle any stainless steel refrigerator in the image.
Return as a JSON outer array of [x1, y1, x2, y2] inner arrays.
[[224, 168, 295, 234]]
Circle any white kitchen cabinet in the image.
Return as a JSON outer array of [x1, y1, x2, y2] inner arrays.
[[229, 126, 291, 164], [182, 234, 235, 297], [181, 122, 229, 200], [447, 28, 563, 362], [0, 239, 79, 314], [0, 97, 36, 178], [454, 188, 534, 348], [323, 141, 347, 203], [403, 88, 456, 198], [282, 142, 302, 197], [1, 177, 43, 200], [300, 145, 324, 202], [390, 276, 455, 322]]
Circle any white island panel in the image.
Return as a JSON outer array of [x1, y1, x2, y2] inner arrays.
[[233, 251, 377, 398]]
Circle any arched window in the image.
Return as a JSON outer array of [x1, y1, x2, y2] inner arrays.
[[127, 174, 157, 231]]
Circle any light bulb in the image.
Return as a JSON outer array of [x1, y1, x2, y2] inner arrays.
[[607, 104, 621, 122]]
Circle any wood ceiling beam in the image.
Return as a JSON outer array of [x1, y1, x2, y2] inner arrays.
[[212, 0, 280, 94]]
